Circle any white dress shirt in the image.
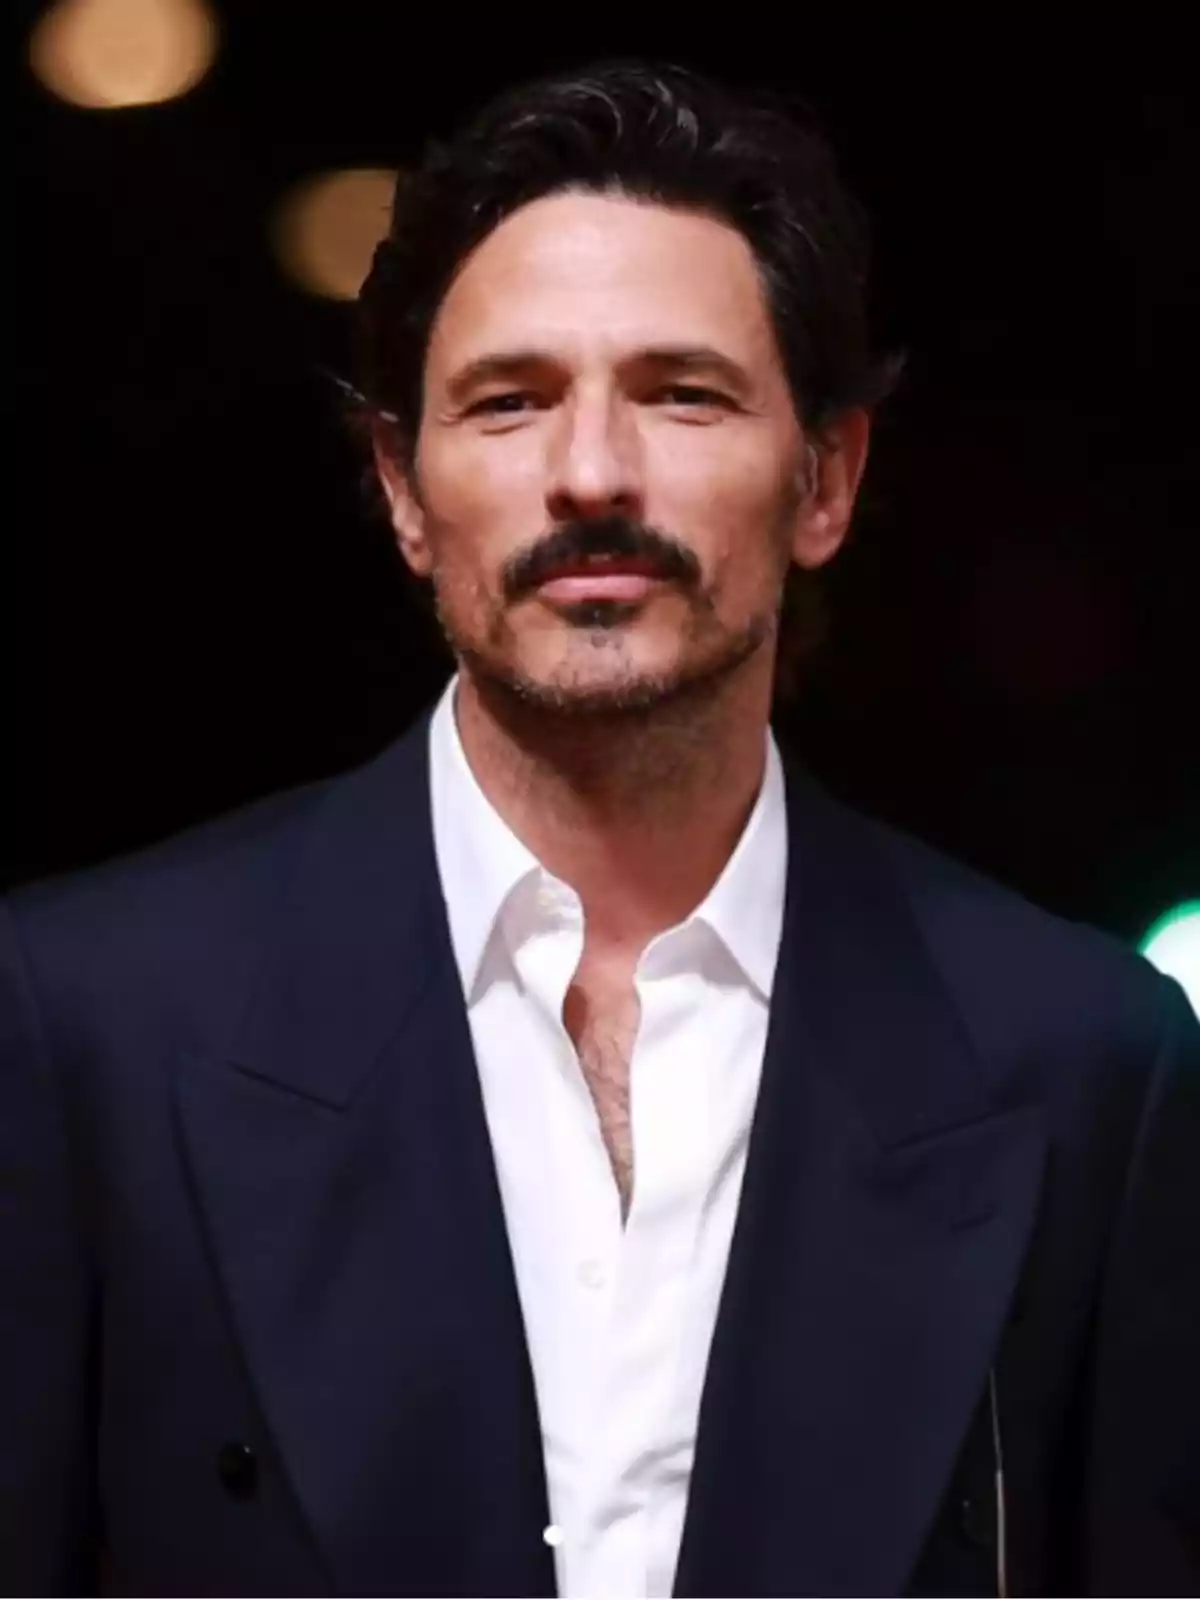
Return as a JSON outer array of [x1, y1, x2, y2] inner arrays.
[[427, 674, 788, 1599]]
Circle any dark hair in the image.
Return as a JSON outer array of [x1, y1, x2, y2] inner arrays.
[[357, 59, 902, 699]]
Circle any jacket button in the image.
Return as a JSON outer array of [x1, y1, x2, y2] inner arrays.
[[216, 1441, 258, 1499], [956, 1492, 994, 1548]]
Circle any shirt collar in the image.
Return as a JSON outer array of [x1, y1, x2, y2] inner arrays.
[[428, 673, 787, 1003]]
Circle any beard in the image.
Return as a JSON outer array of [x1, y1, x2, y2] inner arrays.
[[453, 609, 773, 718], [426, 510, 787, 721]]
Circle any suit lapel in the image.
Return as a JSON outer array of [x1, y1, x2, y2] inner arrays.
[[174, 712, 556, 1597], [673, 766, 1047, 1597], [174, 703, 1046, 1599]]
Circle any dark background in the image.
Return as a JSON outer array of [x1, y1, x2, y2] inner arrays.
[[13, 6, 1199, 943]]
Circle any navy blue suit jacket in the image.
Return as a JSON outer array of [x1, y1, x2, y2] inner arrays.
[[2, 706, 1198, 1596]]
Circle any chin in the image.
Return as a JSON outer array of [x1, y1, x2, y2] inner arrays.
[[496, 666, 685, 717], [463, 639, 758, 721], [451, 602, 775, 718]]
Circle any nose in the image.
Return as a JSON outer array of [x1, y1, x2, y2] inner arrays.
[[543, 388, 644, 524]]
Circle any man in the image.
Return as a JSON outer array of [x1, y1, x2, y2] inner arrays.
[[2, 60, 1197, 1599]]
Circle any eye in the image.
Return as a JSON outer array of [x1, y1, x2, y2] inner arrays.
[[465, 391, 538, 417], [654, 384, 733, 409]]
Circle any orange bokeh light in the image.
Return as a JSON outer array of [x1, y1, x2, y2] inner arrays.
[[29, 0, 219, 111]]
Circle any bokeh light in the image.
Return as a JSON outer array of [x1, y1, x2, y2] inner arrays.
[[1139, 900, 1200, 1016], [272, 168, 399, 302], [28, 0, 219, 111]]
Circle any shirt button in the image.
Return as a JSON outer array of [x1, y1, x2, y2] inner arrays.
[[578, 1259, 606, 1290], [543, 1524, 565, 1547]]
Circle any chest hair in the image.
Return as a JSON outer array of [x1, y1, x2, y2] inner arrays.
[[562, 969, 641, 1219]]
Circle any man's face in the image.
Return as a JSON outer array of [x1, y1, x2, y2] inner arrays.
[[379, 190, 859, 715]]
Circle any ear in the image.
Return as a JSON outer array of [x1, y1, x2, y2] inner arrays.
[[371, 420, 433, 578], [790, 407, 872, 571]]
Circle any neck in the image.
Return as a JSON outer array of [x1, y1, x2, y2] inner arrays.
[[452, 660, 774, 956]]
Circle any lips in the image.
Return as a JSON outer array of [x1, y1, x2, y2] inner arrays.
[[535, 555, 670, 606], [538, 572, 666, 604]]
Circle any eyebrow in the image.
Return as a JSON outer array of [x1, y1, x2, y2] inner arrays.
[[443, 343, 756, 403], [637, 344, 755, 394]]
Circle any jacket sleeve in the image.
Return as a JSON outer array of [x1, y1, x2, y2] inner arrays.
[[0, 899, 101, 1595], [1085, 978, 1200, 1594]]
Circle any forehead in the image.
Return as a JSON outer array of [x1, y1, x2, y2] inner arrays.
[[424, 191, 782, 378]]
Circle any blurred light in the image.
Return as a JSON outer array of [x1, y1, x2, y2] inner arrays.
[[29, 0, 218, 110], [1139, 901, 1200, 1016], [273, 169, 398, 302]]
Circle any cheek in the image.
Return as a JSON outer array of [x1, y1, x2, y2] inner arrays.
[[418, 436, 544, 569], [648, 435, 796, 569]]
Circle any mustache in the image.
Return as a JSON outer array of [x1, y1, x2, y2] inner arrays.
[[504, 515, 700, 600]]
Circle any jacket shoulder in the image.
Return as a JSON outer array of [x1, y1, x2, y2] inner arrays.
[[852, 800, 1174, 1051], [6, 769, 332, 940]]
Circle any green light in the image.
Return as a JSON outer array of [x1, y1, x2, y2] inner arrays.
[[1139, 901, 1200, 1017]]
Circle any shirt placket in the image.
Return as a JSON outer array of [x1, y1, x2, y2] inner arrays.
[[573, 960, 712, 1598], [511, 881, 625, 1590]]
